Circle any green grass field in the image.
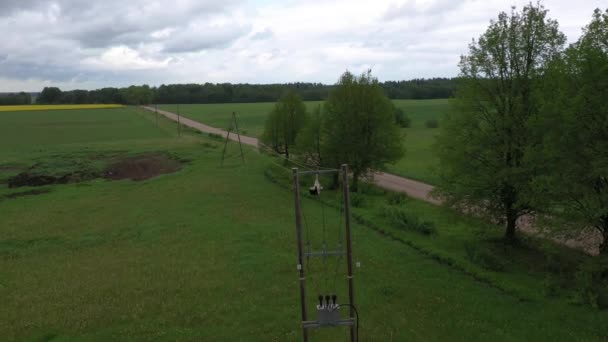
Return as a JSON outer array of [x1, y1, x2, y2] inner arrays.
[[159, 99, 446, 184], [1, 106, 606, 340]]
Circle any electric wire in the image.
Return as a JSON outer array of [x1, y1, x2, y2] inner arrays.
[[339, 303, 360, 342]]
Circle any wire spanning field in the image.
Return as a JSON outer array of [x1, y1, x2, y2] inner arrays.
[[0, 104, 123, 112]]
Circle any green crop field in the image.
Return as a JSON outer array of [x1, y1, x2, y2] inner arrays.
[[390, 99, 447, 184], [1, 105, 606, 340], [0, 107, 168, 150], [158, 102, 323, 137], [159, 99, 447, 184]]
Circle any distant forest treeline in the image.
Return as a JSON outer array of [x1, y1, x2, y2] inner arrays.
[[0, 78, 456, 105], [0, 92, 33, 105]]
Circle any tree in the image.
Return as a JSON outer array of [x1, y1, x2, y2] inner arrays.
[[435, 3, 566, 242], [394, 106, 411, 128], [37, 87, 62, 104], [322, 70, 404, 191], [295, 104, 325, 168], [260, 90, 308, 159], [533, 8, 608, 253]]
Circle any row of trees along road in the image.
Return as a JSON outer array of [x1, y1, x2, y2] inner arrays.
[[261, 71, 404, 192], [435, 4, 608, 252]]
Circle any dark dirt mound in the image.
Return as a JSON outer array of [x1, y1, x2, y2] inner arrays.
[[5, 153, 184, 188], [104, 153, 183, 181], [4, 189, 52, 199], [8, 170, 99, 188]]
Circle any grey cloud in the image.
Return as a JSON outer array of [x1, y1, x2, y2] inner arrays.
[[251, 28, 274, 40], [0, 60, 79, 81], [383, 0, 466, 21], [8, 0, 247, 49], [162, 25, 251, 53], [0, 0, 47, 16]]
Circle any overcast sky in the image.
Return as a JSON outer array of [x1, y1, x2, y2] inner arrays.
[[0, 0, 604, 91]]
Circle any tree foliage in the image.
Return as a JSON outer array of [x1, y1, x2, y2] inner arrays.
[[260, 91, 308, 159], [322, 71, 404, 191], [394, 106, 411, 128], [435, 3, 566, 241], [295, 104, 325, 168], [0, 92, 31, 105], [533, 8, 608, 253], [5, 78, 458, 107]]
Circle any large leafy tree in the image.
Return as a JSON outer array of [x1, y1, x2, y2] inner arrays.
[[37, 87, 62, 104], [435, 4, 566, 242], [534, 8, 608, 253], [295, 104, 325, 168], [260, 90, 308, 159], [322, 70, 404, 191]]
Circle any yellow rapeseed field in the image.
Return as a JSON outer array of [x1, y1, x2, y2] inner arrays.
[[0, 104, 124, 112]]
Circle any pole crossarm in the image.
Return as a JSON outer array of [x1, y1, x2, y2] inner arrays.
[[304, 250, 345, 257], [296, 169, 341, 176]]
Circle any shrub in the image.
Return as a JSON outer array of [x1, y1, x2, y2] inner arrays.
[[350, 193, 367, 208], [463, 241, 506, 272], [425, 118, 439, 128], [394, 108, 411, 128], [380, 205, 437, 236], [387, 192, 408, 205], [571, 260, 608, 309], [208, 133, 224, 141]]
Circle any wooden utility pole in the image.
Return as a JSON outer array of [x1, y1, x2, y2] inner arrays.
[[293, 166, 356, 342], [232, 112, 245, 164], [177, 103, 181, 136], [342, 164, 356, 342], [220, 112, 245, 167], [155, 104, 158, 127], [293, 168, 309, 342]]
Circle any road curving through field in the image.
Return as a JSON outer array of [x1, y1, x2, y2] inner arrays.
[[142, 105, 438, 203], [142, 105, 602, 255]]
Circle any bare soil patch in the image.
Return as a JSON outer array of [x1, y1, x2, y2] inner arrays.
[[6, 153, 184, 188], [104, 153, 183, 181]]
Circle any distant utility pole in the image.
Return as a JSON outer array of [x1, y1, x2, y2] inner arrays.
[[155, 104, 158, 127], [220, 112, 245, 167], [177, 103, 181, 137]]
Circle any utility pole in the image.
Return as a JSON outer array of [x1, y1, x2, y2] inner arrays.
[[342, 164, 356, 342], [220, 112, 245, 167], [293, 168, 309, 342], [293, 166, 357, 342], [177, 103, 181, 137]]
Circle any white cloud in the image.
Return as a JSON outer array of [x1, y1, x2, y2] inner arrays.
[[0, 0, 605, 91], [82, 46, 172, 71]]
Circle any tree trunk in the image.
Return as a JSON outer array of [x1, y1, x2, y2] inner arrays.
[[599, 217, 608, 255], [600, 235, 608, 255], [285, 143, 289, 160], [505, 209, 517, 243]]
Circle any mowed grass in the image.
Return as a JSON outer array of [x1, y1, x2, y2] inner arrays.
[[0, 106, 607, 340], [159, 99, 447, 184], [0, 104, 123, 112]]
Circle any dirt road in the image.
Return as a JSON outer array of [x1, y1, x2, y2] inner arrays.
[[143, 105, 438, 203], [142, 105, 602, 255]]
